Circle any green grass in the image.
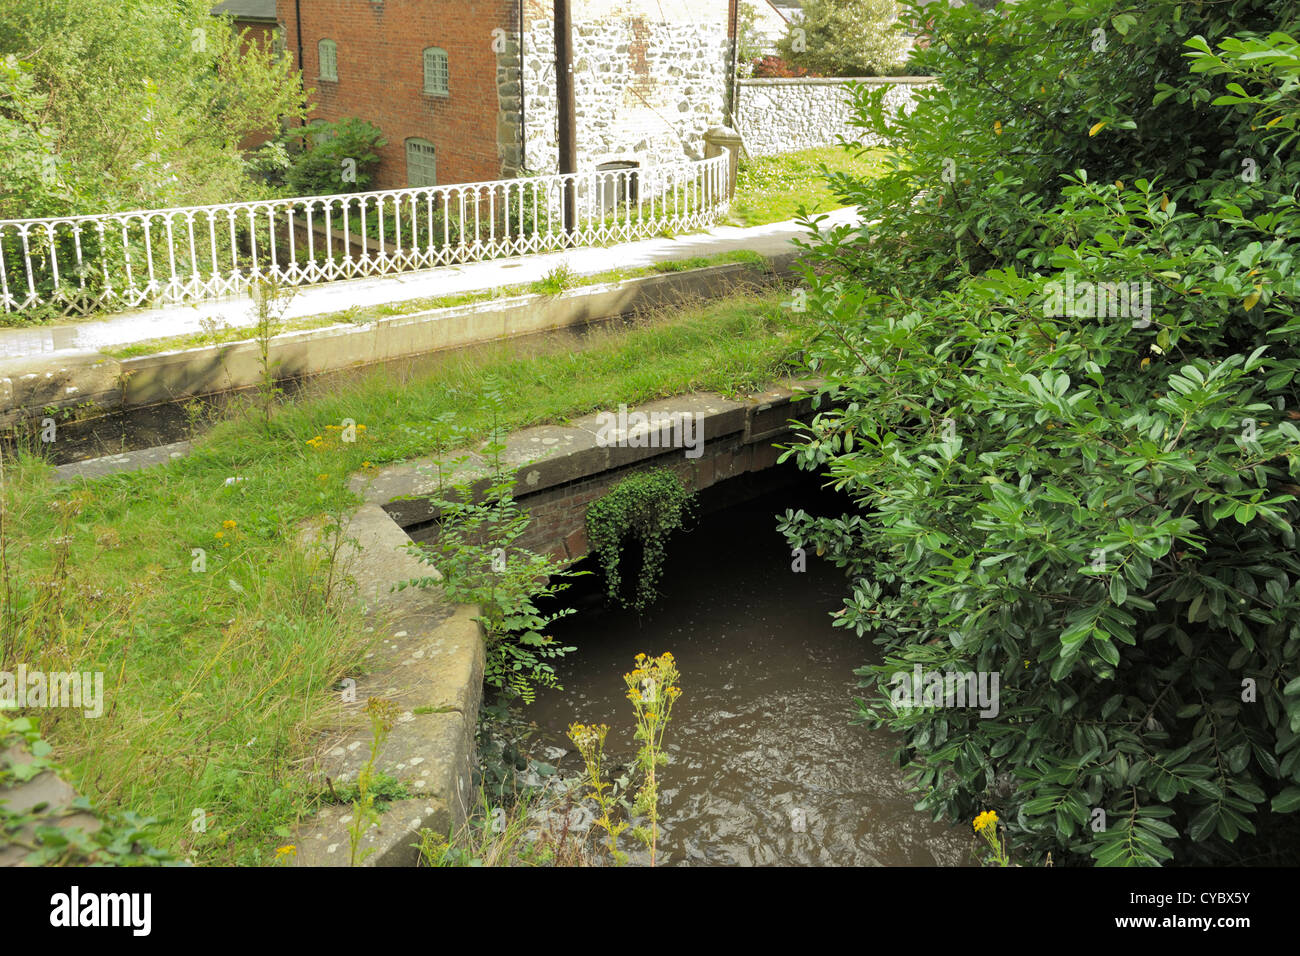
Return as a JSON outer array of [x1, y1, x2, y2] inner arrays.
[[103, 249, 770, 359], [730, 145, 887, 227], [0, 290, 806, 865]]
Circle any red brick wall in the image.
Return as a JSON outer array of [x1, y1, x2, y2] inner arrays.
[[278, 0, 516, 188]]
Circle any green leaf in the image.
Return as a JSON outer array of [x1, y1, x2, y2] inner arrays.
[[1272, 787, 1300, 813]]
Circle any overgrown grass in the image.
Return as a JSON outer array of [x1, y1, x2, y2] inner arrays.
[[417, 783, 601, 867], [103, 249, 770, 359], [0, 290, 805, 865], [730, 145, 887, 226]]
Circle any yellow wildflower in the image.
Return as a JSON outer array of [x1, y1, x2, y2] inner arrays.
[[974, 810, 999, 834]]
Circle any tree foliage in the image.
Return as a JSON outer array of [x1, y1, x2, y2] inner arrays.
[[776, 0, 910, 77], [285, 118, 386, 196], [0, 0, 307, 218], [781, 0, 1300, 864]]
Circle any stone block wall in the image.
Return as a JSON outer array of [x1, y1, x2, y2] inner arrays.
[[735, 76, 932, 156], [500, 0, 731, 178]]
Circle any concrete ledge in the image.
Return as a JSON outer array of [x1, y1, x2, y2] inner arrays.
[[291, 503, 484, 867], [365, 391, 762, 528], [381, 383, 818, 565], [53, 440, 192, 482]]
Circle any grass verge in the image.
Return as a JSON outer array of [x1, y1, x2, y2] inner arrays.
[[730, 145, 887, 227]]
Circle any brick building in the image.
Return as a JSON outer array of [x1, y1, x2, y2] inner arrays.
[[215, 0, 283, 49], [276, 0, 734, 189]]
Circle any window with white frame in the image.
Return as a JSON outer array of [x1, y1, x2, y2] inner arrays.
[[423, 47, 449, 96], [406, 138, 437, 187], [318, 39, 338, 81]]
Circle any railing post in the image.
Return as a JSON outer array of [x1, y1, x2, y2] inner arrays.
[[703, 126, 743, 203]]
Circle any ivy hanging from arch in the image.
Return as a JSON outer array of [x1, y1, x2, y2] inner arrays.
[[585, 469, 695, 612]]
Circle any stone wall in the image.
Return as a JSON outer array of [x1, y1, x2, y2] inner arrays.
[[498, 0, 730, 178], [735, 76, 932, 156]]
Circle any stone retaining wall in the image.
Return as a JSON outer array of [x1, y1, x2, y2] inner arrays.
[[735, 76, 932, 156]]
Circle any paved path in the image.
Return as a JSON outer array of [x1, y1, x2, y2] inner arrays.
[[0, 209, 856, 360]]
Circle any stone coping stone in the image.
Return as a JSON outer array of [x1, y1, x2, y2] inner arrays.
[[737, 75, 936, 86], [290, 503, 483, 867], [53, 440, 192, 483], [363, 385, 817, 528]]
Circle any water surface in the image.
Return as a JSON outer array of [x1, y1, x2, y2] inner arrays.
[[528, 479, 970, 866]]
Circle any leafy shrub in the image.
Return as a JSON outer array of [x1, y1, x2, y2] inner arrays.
[[405, 475, 577, 705], [0, 715, 176, 866], [780, 0, 1300, 865], [749, 55, 819, 79], [285, 118, 386, 196], [0, 0, 306, 217], [402, 391, 577, 704], [776, 0, 909, 78]]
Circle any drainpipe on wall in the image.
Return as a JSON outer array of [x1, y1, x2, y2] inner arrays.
[[519, 0, 526, 172], [294, 0, 304, 80], [555, 0, 577, 239], [726, 0, 738, 128]]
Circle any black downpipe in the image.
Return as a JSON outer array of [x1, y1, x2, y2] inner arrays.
[[726, 0, 739, 128], [294, 0, 304, 96]]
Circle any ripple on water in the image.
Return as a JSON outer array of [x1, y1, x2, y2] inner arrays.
[[527, 484, 971, 867]]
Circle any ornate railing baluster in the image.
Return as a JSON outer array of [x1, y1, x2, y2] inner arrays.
[[0, 155, 728, 317]]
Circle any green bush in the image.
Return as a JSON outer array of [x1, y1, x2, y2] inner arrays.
[[0, 716, 176, 866], [776, 0, 909, 78], [0, 0, 306, 218], [285, 118, 386, 196], [781, 0, 1300, 865]]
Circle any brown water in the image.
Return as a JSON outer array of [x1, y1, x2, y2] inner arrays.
[[527, 477, 970, 866]]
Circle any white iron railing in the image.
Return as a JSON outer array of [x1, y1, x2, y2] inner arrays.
[[0, 154, 730, 318]]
